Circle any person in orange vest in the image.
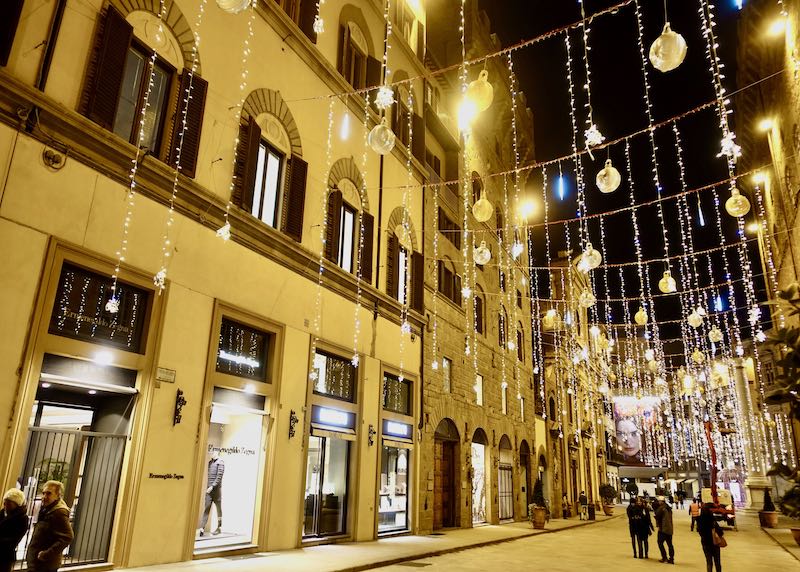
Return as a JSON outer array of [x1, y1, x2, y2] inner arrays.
[[689, 497, 701, 531]]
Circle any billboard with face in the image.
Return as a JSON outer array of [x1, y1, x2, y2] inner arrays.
[[613, 396, 661, 465]]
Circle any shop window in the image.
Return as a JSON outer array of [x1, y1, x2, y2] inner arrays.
[[81, 6, 207, 177], [378, 445, 410, 533], [215, 318, 271, 382], [442, 357, 452, 393], [475, 374, 483, 406], [49, 262, 151, 354], [471, 438, 487, 523], [196, 387, 266, 550], [312, 351, 356, 402], [383, 373, 412, 415], [304, 435, 350, 537]]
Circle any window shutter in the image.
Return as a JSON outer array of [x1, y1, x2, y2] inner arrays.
[[168, 70, 208, 179], [338, 24, 350, 75], [282, 155, 308, 242], [412, 113, 425, 164], [454, 274, 462, 306], [232, 116, 261, 212], [386, 235, 399, 298], [416, 21, 425, 62], [80, 6, 133, 130], [411, 251, 424, 312], [324, 190, 343, 262], [0, 0, 24, 67], [360, 211, 374, 284], [366, 56, 382, 110], [475, 296, 484, 334], [298, 0, 318, 44]]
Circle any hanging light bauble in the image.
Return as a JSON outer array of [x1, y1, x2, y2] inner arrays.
[[644, 349, 655, 362], [216, 0, 251, 14], [368, 118, 395, 155], [466, 69, 494, 113], [649, 22, 688, 72], [543, 309, 559, 329], [511, 241, 525, 260], [608, 371, 618, 383], [708, 326, 724, 344], [596, 159, 622, 193], [580, 243, 602, 271], [578, 288, 596, 308], [634, 306, 648, 326], [647, 360, 659, 373], [598, 382, 610, 395], [682, 374, 694, 391], [725, 188, 751, 218], [687, 309, 703, 329], [658, 270, 677, 294], [623, 361, 636, 378], [691, 348, 705, 365], [472, 190, 493, 222], [473, 240, 491, 265]]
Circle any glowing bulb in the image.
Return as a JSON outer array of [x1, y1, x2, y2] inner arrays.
[[649, 22, 688, 72], [768, 17, 787, 37], [746, 222, 760, 234], [725, 188, 750, 217], [590, 325, 601, 337], [473, 241, 491, 265], [757, 118, 774, 132], [687, 309, 703, 329], [472, 190, 493, 222], [511, 241, 524, 260], [644, 349, 655, 362], [518, 199, 536, 220], [752, 171, 767, 185], [580, 243, 602, 271], [658, 271, 677, 294], [596, 159, 622, 193], [708, 326, 724, 344], [457, 98, 478, 131], [634, 307, 648, 326], [466, 69, 494, 112]]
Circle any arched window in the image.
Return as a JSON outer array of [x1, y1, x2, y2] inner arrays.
[[393, 84, 412, 147], [387, 208, 423, 311], [339, 21, 377, 90]]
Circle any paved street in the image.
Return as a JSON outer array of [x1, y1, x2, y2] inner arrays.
[[374, 509, 797, 571]]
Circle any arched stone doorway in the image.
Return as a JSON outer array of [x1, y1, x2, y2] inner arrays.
[[498, 435, 514, 520], [434, 418, 459, 529], [519, 440, 531, 514], [470, 428, 489, 524]]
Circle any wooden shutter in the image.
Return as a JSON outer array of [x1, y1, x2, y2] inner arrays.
[[282, 155, 308, 242], [366, 55, 381, 110], [298, 0, 318, 44], [411, 251, 424, 312], [81, 6, 133, 130], [386, 235, 399, 298], [360, 211, 374, 284], [0, 0, 24, 67], [412, 113, 425, 164], [168, 70, 208, 179], [324, 190, 342, 262], [454, 274, 462, 306], [416, 21, 425, 62], [231, 116, 261, 212], [475, 296, 484, 334], [338, 24, 350, 75]]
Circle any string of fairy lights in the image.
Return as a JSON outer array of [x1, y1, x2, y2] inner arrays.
[[100, 0, 797, 478]]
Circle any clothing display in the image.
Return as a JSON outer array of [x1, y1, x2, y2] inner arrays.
[[198, 456, 225, 535]]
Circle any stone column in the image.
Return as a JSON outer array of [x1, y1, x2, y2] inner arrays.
[[732, 359, 770, 510]]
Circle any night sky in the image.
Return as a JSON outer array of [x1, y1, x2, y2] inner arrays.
[[478, 0, 767, 364]]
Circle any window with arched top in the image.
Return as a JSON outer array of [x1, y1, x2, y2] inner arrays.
[[393, 84, 412, 147], [339, 20, 379, 90]]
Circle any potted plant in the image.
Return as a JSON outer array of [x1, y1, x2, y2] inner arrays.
[[528, 478, 547, 529], [599, 483, 618, 516], [758, 490, 779, 528], [760, 284, 800, 544]]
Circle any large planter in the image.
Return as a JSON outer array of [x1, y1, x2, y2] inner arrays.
[[602, 504, 615, 516], [791, 528, 800, 547], [758, 511, 779, 528], [530, 506, 547, 529]]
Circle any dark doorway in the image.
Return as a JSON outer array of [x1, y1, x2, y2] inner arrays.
[[433, 418, 459, 529]]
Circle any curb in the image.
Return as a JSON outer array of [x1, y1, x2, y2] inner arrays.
[[760, 527, 800, 563], [334, 513, 624, 572]]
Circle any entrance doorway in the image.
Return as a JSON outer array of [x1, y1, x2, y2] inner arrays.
[[498, 435, 513, 520], [303, 435, 350, 538], [433, 419, 459, 529], [471, 428, 489, 524]]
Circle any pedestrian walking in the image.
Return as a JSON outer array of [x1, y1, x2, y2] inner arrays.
[[636, 497, 654, 559], [626, 498, 643, 558], [0, 489, 29, 572], [578, 491, 588, 520], [26, 481, 73, 572], [697, 503, 724, 572], [562, 493, 569, 519], [655, 499, 675, 564], [689, 497, 702, 531]]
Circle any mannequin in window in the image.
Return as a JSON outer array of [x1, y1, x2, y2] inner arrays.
[[198, 449, 225, 536]]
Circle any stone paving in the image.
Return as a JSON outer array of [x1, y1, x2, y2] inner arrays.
[[118, 508, 797, 572]]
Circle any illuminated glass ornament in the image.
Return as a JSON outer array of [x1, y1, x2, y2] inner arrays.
[[623, 361, 636, 377], [153, 267, 167, 290], [105, 297, 120, 314], [466, 70, 494, 113], [472, 190, 493, 222], [708, 326, 724, 343], [596, 159, 622, 193], [634, 306, 648, 326], [649, 22, 688, 72], [542, 309, 559, 329], [725, 188, 750, 217], [507, 340, 516, 351], [579, 243, 602, 271], [473, 241, 491, 265], [647, 360, 659, 373], [687, 309, 703, 329], [691, 348, 705, 365], [374, 85, 395, 110], [578, 288, 596, 308], [644, 349, 655, 362], [608, 372, 617, 383], [658, 270, 677, 293], [216, 0, 251, 14], [368, 118, 395, 155]]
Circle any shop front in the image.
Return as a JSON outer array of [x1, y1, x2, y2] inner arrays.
[[498, 435, 514, 520], [378, 372, 414, 535], [471, 428, 489, 524]]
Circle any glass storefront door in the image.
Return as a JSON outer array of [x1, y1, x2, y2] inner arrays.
[[378, 445, 409, 533], [303, 436, 350, 537], [471, 443, 486, 524]]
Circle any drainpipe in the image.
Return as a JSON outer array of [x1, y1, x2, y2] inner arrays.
[[375, 154, 385, 291], [35, 0, 67, 92]]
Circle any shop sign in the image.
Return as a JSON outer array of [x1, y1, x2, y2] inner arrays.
[[383, 420, 412, 439], [148, 473, 185, 480], [156, 367, 176, 383]]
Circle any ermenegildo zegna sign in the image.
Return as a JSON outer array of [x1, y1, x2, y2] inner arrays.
[[48, 262, 151, 354]]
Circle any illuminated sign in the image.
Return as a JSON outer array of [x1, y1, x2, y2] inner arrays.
[[383, 420, 412, 438], [218, 350, 260, 368], [318, 407, 350, 427]]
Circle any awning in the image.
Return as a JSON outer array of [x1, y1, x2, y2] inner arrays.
[[383, 438, 414, 449], [311, 423, 356, 441]]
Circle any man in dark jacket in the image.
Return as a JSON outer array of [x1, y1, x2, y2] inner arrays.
[[626, 498, 643, 558], [26, 481, 73, 572], [578, 491, 588, 520], [655, 499, 675, 564], [0, 488, 29, 572]]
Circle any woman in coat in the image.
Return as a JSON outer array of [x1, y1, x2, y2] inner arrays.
[[636, 496, 654, 559], [697, 503, 724, 572], [0, 489, 29, 572]]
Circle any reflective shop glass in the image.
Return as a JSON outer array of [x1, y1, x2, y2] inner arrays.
[[304, 436, 350, 537], [378, 446, 410, 533]]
